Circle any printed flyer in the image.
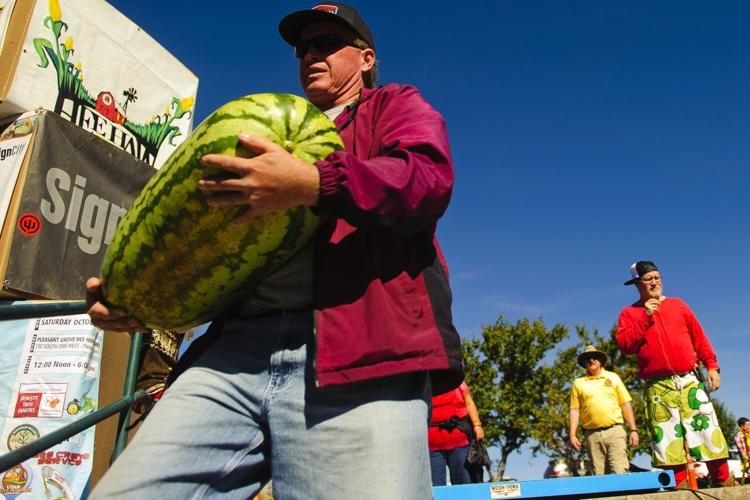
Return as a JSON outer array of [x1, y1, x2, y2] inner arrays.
[[0, 313, 102, 499]]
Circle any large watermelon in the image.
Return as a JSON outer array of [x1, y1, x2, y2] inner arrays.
[[100, 93, 343, 330]]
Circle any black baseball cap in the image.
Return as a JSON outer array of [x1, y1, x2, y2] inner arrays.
[[279, 2, 375, 50], [624, 260, 659, 285]]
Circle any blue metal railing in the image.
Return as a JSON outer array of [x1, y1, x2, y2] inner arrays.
[[0, 300, 89, 319], [0, 300, 146, 471], [432, 470, 675, 499]]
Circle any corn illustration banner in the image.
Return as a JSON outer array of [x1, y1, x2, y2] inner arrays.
[[0, 0, 198, 168]]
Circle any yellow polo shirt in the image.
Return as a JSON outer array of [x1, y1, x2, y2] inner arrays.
[[570, 369, 631, 430]]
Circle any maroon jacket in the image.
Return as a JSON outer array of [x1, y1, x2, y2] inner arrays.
[[168, 84, 463, 393], [312, 83, 463, 391]]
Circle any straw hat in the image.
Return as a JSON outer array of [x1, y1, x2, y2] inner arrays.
[[577, 345, 608, 368]]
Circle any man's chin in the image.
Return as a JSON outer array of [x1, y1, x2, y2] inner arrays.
[[304, 85, 332, 103], [305, 93, 334, 111]]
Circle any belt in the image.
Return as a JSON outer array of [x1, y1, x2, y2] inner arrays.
[[647, 371, 692, 381], [584, 423, 621, 433]]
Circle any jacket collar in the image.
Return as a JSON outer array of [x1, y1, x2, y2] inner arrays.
[[334, 87, 376, 131]]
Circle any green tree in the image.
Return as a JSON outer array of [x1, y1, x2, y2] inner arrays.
[[527, 326, 588, 475], [463, 315, 568, 480], [464, 315, 736, 478], [712, 398, 737, 448]]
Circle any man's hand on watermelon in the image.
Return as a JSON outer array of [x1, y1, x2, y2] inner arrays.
[[85, 277, 146, 332], [198, 133, 320, 224]]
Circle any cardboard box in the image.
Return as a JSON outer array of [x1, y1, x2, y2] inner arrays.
[[0, 110, 155, 299], [0, 0, 198, 168]]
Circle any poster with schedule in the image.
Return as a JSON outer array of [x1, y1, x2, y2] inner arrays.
[[0, 312, 102, 499]]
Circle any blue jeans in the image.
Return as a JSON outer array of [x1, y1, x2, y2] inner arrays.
[[430, 445, 471, 485], [92, 312, 432, 499]]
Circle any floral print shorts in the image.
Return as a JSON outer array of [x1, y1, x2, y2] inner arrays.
[[644, 373, 728, 466]]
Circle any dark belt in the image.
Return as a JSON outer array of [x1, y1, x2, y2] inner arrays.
[[232, 308, 313, 320], [584, 423, 621, 433], [647, 371, 692, 382]]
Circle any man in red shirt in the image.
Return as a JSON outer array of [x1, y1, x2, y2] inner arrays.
[[616, 261, 732, 488]]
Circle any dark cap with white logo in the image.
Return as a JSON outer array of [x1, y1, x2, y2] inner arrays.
[[624, 261, 659, 285], [279, 2, 375, 50]]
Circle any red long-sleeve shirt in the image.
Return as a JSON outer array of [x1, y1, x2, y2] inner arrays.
[[616, 297, 719, 379]]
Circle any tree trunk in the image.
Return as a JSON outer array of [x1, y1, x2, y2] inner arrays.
[[492, 450, 510, 481]]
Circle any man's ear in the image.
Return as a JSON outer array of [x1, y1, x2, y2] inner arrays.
[[360, 48, 375, 72]]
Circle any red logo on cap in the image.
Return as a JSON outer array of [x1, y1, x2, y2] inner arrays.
[[313, 5, 339, 14], [17, 213, 42, 236]]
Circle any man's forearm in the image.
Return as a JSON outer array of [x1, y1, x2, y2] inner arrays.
[[621, 402, 637, 430], [569, 408, 580, 436]]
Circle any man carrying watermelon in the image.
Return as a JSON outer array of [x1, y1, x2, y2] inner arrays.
[[87, 2, 463, 499]]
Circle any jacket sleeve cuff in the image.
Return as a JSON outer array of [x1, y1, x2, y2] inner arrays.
[[315, 157, 344, 213]]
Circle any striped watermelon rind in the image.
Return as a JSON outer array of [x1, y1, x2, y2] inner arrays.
[[100, 93, 343, 330]]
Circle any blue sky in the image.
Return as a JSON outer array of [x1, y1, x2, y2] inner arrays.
[[108, 0, 750, 479]]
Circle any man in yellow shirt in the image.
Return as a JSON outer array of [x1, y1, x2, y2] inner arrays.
[[569, 345, 639, 474]]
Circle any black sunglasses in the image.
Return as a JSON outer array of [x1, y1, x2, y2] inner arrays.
[[294, 34, 356, 59]]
